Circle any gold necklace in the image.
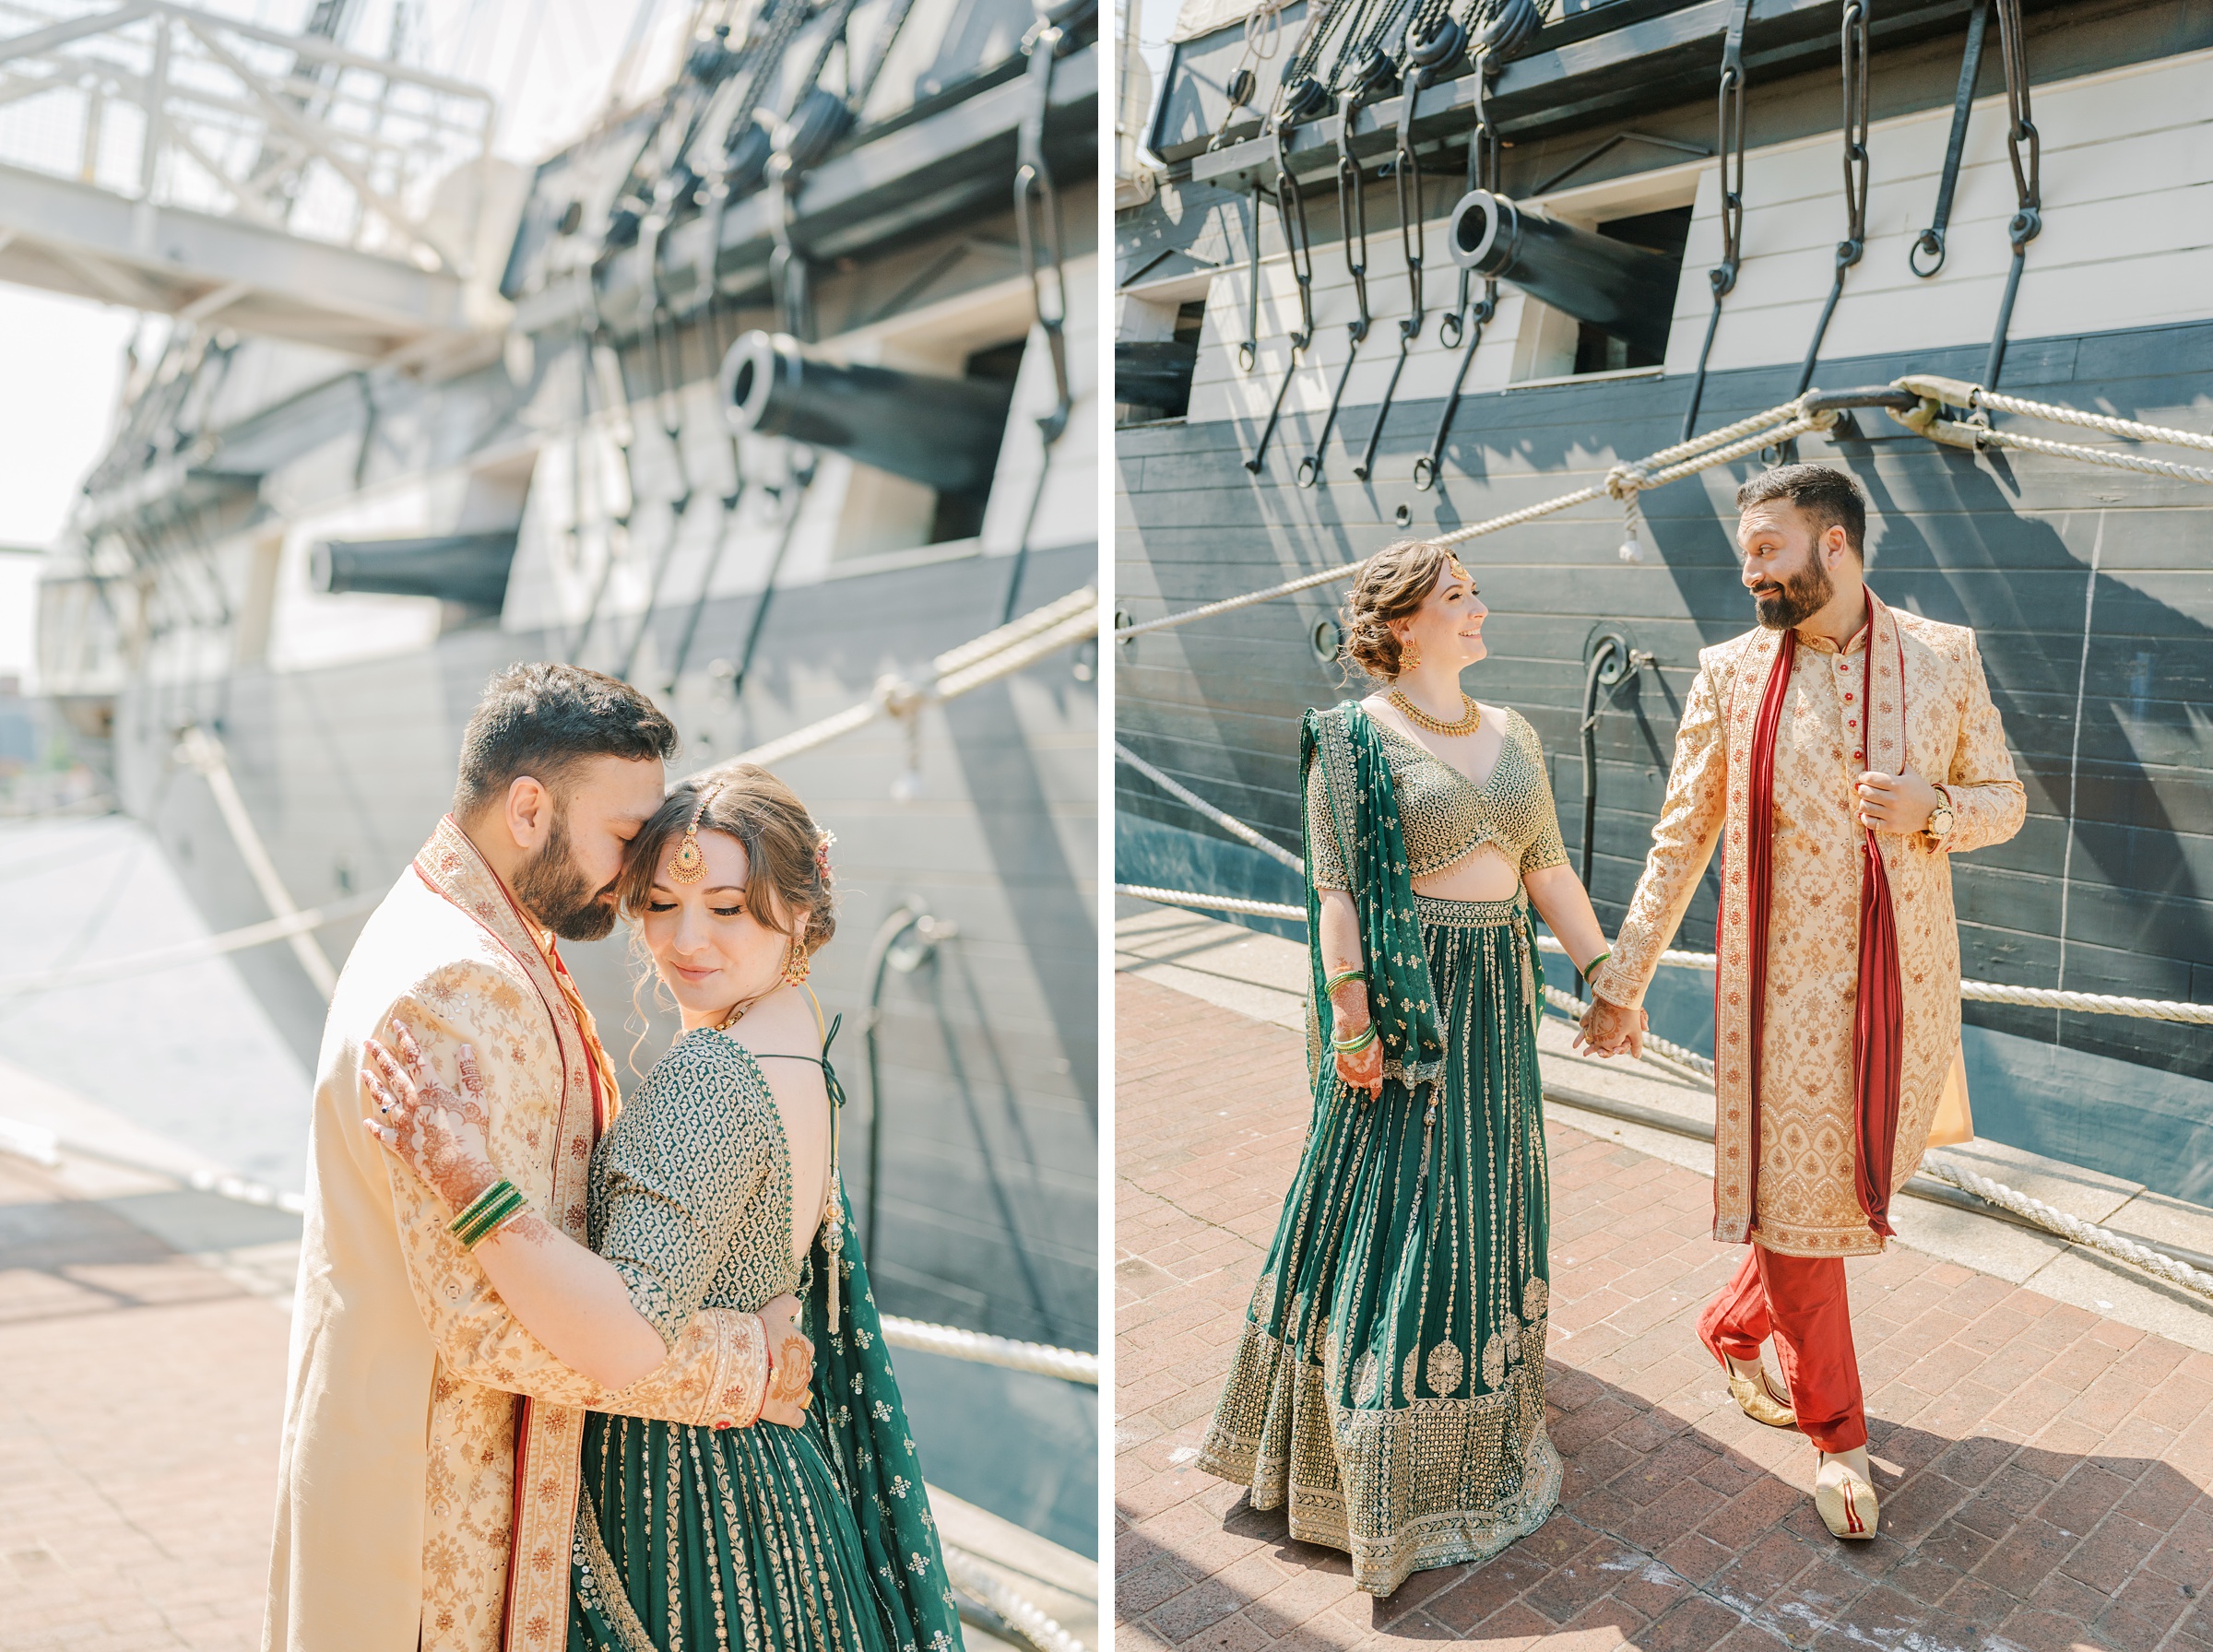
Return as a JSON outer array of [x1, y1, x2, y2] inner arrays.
[[715, 988, 770, 1032], [1390, 689, 1484, 737]]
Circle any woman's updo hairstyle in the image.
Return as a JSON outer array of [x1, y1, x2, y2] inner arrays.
[[1341, 538, 1455, 681], [617, 764, 838, 954]]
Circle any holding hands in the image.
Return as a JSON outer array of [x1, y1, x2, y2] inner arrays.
[[1574, 993, 1647, 1060]]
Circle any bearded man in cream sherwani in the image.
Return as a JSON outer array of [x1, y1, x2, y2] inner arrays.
[[1581, 465, 2023, 1541], [264, 664, 812, 1652]]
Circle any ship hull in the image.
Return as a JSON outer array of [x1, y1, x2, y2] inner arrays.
[[1115, 318, 2213, 1205]]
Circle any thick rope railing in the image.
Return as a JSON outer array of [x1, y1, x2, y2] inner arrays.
[[728, 585, 1097, 770], [1117, 883, 1304, 919], [1114, 745, 1304, 871], [1915, 1156, 2213, 1300], [1118, 378, 2213, 647], [1899, 375, 2213, 453], [943, 1547, 1090, 1652], [877, 1316, 1097, 1384], [1120, 882, 2212, 1024], [1112, 396, 1825, 641]]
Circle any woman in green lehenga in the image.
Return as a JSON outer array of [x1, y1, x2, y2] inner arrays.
[[365, 767, 963, 1652], [1197, 540, 1637, 1596]]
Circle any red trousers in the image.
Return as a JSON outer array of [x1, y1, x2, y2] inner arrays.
[[1698, 1245, 1867, 1452]]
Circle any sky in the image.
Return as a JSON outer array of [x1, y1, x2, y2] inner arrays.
[[0, 0, 688, 687]]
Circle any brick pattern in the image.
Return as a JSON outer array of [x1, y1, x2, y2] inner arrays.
[[1115, 974, 2213, 1652], [0, 1157, 291, 1649]]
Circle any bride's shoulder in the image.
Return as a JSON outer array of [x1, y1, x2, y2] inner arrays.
[[641, 1026, 768, 1113]]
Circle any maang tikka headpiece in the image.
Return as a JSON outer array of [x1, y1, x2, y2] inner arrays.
[[667, 781, 725, 885]]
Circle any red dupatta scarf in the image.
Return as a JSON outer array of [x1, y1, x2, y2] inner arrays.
[[1743, 593, 1908, 1239]]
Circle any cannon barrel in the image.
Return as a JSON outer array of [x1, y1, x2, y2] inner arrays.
[[1446, 190, 1677, 360], [310, 531, 516, 609], [720, 331, 1015, 497]]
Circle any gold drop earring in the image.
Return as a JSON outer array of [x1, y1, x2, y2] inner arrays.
[[781, 936, 811, 986], [1399, 631, 1421, 674]]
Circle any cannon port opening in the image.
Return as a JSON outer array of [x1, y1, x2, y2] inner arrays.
[[1571, 206, 1691, 375], [928, 337, 1026, 543], [1115, 294, 1208, 426]]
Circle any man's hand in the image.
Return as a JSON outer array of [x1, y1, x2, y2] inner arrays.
[[1855, 765, 1941, 834], [756, 1294, 813, 1428], [1575, 994, 1646, 1059]]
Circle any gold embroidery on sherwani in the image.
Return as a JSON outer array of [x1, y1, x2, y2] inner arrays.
[[1595, 603, 2024, 1257]]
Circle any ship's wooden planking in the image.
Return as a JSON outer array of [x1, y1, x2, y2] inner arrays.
[[1116, 0, 2213, 1197], [59, 207, 1103, 1355]]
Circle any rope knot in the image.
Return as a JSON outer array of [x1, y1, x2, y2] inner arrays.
[[874, 675, 925, 720], [1603, 464, 1647, 502]]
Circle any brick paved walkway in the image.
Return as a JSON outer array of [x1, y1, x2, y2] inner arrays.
[[1116, 974, 2213, 1652], [0, 1152, 291, 1649]]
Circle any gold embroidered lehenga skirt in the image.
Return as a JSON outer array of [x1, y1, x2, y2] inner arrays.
[[1197, 893, 1559, 1595]]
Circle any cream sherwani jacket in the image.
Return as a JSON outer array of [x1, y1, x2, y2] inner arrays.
[[264, 819, 772, 1652], [1593, 598, 2024, 1257]]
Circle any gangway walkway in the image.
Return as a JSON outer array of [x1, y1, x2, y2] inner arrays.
[[0, 0, 499, 352]]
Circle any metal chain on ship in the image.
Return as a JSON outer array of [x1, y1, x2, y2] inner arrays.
[[1349, 11, 1465, 482], [1790, 0, 1869, 400], [1907, 0, 1990, 277], [1413, 0, 1537, 491], [1241, 109, 1321, 472], [1679, 0, 1753, 442], [616, 267, 701, 683], [1217, 0, 1289, 374], [1982, 0, 2038, 385], [1002, 0, 1079, 621], [1296, 50, 1397, 488]]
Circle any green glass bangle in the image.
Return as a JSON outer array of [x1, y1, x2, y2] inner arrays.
[[1322, 969, 1367, 997], [450, 1179, 525, 1249], [449, 1179, 510, 1235], [1581, 950, 1612, 975], [456, 1186, 527, 1250], [1331, 1022, 1378, 1055], [476, 1198, 530, 1246]]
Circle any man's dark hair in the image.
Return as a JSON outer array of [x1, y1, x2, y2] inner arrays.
[[452, 663, 678, 820], [1735, 463, 1867, 560]]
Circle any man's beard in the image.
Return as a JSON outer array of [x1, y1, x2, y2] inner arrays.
[[509, 805, 619, 941], [1751, 548, 1834, 631]]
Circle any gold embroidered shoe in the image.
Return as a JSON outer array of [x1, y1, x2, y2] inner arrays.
[[1715, 1351, 1797, 1429], [1816, 1453, 1879, 1540]]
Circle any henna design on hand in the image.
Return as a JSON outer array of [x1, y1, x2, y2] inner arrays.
[[360, 1020, 497, 1212]]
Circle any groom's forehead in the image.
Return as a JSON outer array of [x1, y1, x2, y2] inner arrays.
[[562, 753, 667, 819], [1737, 502, 1809, 545]]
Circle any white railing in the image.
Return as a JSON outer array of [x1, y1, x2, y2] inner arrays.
[[0, 0, 494, 274]]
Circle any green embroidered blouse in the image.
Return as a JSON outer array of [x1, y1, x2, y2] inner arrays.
[[591, 1028, 811, 1343], [1305, 704, 1568, 891]]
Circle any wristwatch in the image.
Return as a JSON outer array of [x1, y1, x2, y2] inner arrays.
[[1924, 787, 1956, 843]]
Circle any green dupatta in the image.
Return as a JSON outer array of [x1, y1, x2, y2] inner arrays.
[[1302, 703, 1448, 1097], [804, 1193, 964, 1652]]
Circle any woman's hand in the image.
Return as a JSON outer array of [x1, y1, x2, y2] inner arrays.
[[755, 1293, 814, 1428], [1331, 988, 1385, 1099], [361, 1020, 496, 1214]]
